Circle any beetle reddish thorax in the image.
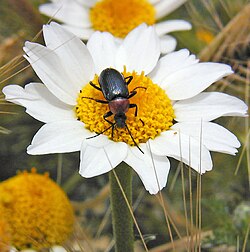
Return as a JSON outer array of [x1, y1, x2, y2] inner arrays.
[[75, 69, 175, 146], [109, 98, 129, 119], [89, 0, 156, 38]]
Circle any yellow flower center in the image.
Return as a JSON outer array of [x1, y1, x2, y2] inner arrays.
[[196, 29, 214, 44], [0, 168, 74, 250], [75, 68, 175, 146], [89, 0, 156, 38], [0, 207, 11, 252]]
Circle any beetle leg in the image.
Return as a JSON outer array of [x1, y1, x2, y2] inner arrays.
[[103, 111, 113, 122], [124, 76, 133, 85], [89, 81, 102, 91], [129, 103, 138, 116], [140, 119, 145, 126], [128, 86, 146, 99], [131, 86, 147, 92], [128, 90, 137, 99], [82, 96, 109, 104], [103, 111, 116, 138], [86, 111, 115, 140], [129, 104, 145, 125]]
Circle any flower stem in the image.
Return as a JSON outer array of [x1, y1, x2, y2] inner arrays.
[[109, 162, 134, 252]]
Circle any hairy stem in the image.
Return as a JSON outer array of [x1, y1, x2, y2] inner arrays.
[[109, 162, 134, 252]]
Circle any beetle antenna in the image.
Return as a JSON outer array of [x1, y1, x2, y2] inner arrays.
[[125, 124, 144, 154], [87, 123, 144, 154]]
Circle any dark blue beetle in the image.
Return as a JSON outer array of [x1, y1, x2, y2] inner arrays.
[[84, 68, 145, 153]]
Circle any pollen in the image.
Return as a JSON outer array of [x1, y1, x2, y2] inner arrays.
[[75, 68, 175, 146], [0, 168, 74, 250], [89, 0, 156, 38]]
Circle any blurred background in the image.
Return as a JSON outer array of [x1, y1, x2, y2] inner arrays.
[[0, 0, 249, 251]]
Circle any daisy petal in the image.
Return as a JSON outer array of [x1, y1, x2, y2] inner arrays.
[[155, 20, 191, 36], [87, 31, 118, 74], [43, 22, 95, 88], [125, 145, 170, 194], [49, 246, 67, 252], [81, 134, 117, 148], [159, 35, 177, 54], [23, 42, 77, 105], [172, 122, 240, 155], [174, 92, 248, 122], [162, 63, 233, 100], [155, 0, 187, 19], [27, 120, 88, 154], [62, 24, 94, 40], [3, 83, 74, 123], [48, 0, 97, 8], [39, 1, 91, 28], [116, 24, 160, 74], [79, 0, 98, 8], [150, 130, 213, 174], [149, 49, 198, 85], [79, 141, 128, 177], [148, 0, 161, 4]]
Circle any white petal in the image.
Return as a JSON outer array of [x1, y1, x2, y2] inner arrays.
[[125, 145, 170, 194], [174, 92, 248, 122], [50, 246, 67, 252], [23, 42, 77, 105], [43, 22, 95, 88], [27, 120, 89, 154], [62, 24, 94, 40], [115, 24, 160, 74], [159, 35, 177, 54], [155, 0, 187, 19], [9, 247, 18, 252], [150, 130, 213, 174], [65, 0, 97, 7], [162, 62, 233, 100], [172, 122, 241, 155], [87, 31, 118, 74], [79, 0, 98, 8], [82, 134, 116, 148], [149, 49, 198, 85], [149, 0, 161, 4], [155, 20, 191, 36], [79, 141, 128, 177], [39, 1, 91, 28], [3, 83, 74, 123]]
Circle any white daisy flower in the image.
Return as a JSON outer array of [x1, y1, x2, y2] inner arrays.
[[3, 23, 247, 194], [39, 0, 191, 53]]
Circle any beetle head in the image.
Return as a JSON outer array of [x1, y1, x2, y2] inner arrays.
[[114, 113, 126, 128]]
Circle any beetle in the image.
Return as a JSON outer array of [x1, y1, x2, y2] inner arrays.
[[83, 68, 145, 153]]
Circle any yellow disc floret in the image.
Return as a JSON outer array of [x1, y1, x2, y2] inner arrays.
[[90, 0, 156, 38], [0, 206, 11, 252], [0, 168, 74, 250], [75, 68, 175, 146]]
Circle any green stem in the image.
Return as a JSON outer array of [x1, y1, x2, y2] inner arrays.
[[109, 162, 134, 252]]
